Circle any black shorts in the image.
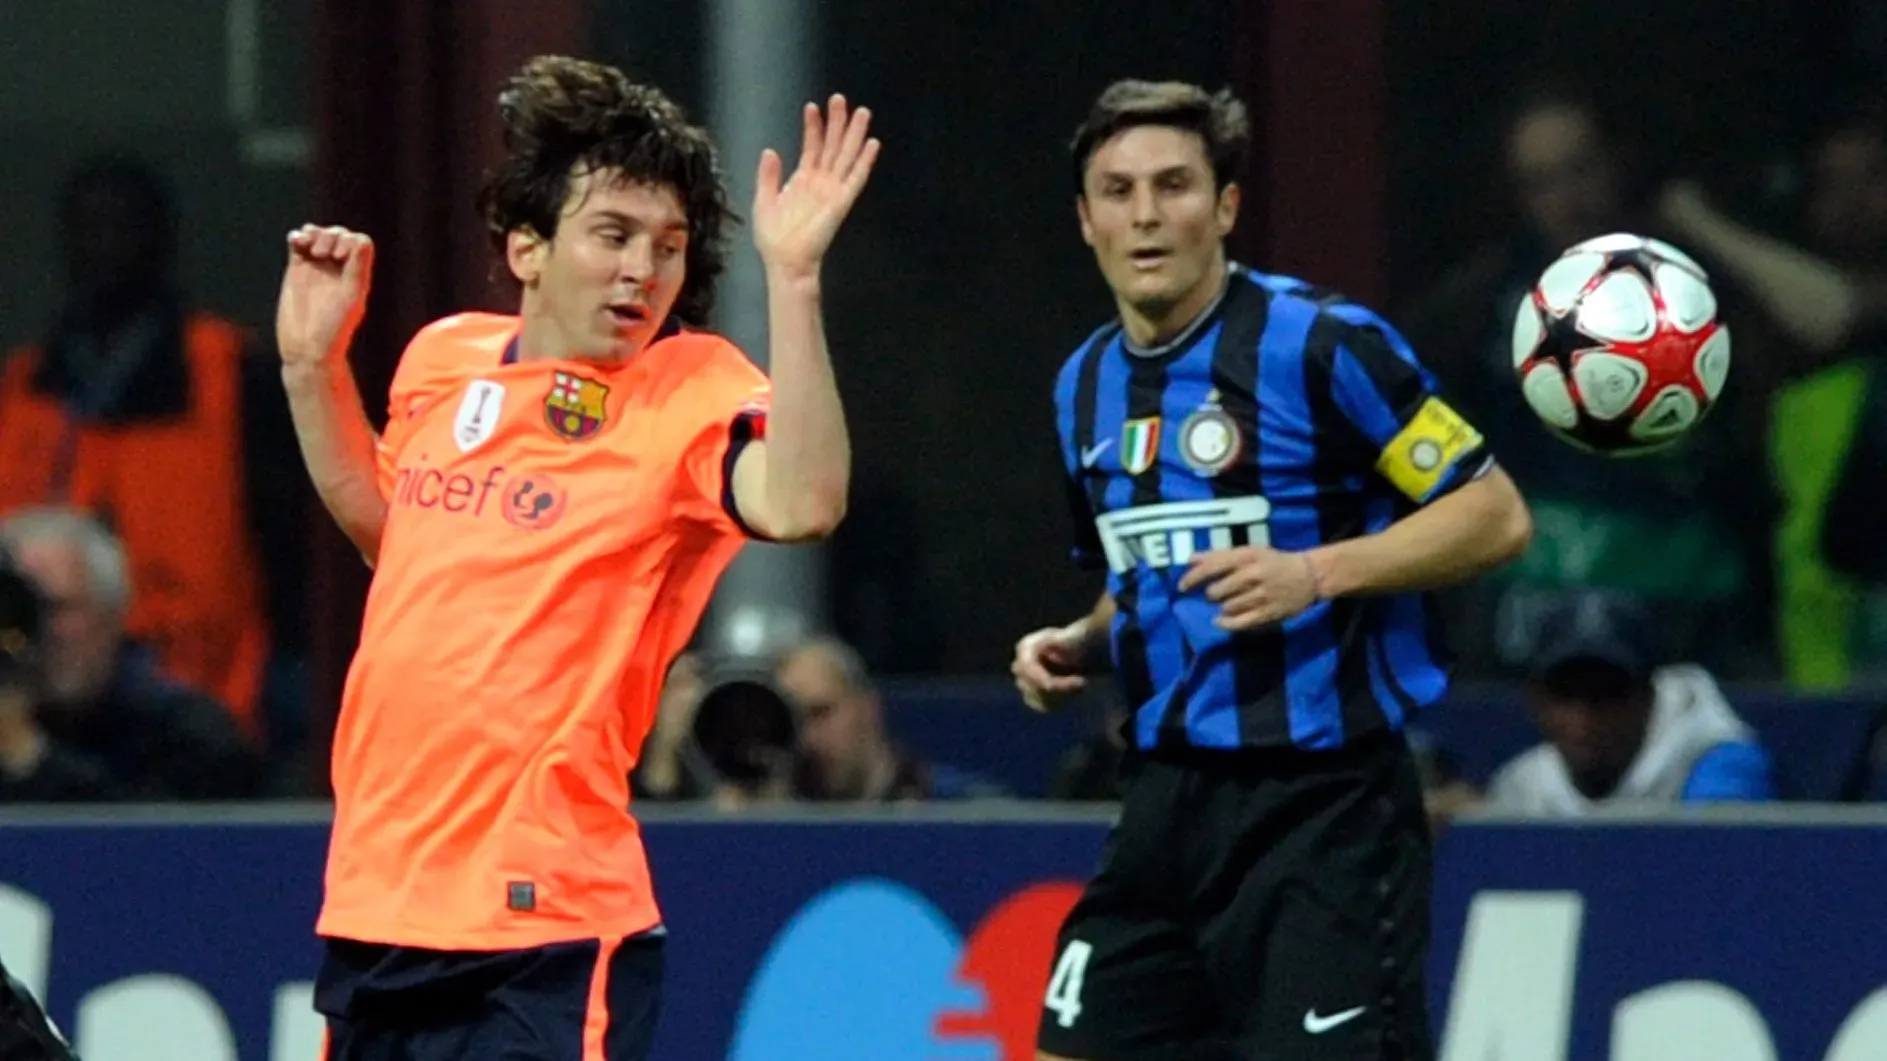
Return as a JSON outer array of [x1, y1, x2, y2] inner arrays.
[[1037, 731, 1434, 1061], [314, 932, 663, 1061]]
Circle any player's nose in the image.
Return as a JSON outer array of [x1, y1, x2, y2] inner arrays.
[[1129, 185, 1161, 226], [616, 236, 656, 284]]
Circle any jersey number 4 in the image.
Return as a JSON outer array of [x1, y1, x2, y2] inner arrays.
[[1044, 940, 1094, 1028]]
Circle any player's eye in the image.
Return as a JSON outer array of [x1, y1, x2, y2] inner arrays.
[[597, 227, 628, 247]]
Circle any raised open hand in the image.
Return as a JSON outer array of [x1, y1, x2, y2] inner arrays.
[[751, 94, 881, 281]]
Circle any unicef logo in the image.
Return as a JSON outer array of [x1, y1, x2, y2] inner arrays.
[[501, 473, 569, 530]]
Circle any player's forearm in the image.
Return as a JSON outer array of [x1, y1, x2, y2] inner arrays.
[[1669, 205, 1861, 351], [1305, 468, 1531, 599], [759, 267, 851, 538], [281, 359, 388, 558], [1067, 592, 1116, 673]]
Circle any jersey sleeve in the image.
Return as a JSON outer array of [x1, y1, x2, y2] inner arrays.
[[677, 344, 774, 539], [375, 333, 443, 498], [1065, 472, 1106, 570], [1052, 349, 1108, 572], [1316, 307, 1492, 505], [1680, 741, 1779, 802]]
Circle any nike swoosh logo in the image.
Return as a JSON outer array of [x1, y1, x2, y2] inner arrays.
[[1303, 1006, 1366, 1034], [1080, 439, 1113, 467]]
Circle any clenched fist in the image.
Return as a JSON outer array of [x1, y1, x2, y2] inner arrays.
[[1011, 624, 1093, 714], [276, 224, 374, 368]]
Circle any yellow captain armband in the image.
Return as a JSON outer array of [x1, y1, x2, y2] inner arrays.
[[1374, 396, 1484, 502]]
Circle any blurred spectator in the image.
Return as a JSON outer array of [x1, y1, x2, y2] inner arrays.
[[689, 673, 801, 810], [1399, 85, 1771, 680], [0, 154, 308, 743], [1657, 100, 1887, 687], [1485, 592, 1778, 815], [775, 636, 1005, 801], [0, 550, 119, 803], [0, 507, 266, 801], [1407, 729, 1480, 839], [1402, 86, 1640, 423], [632, 651, 720, 802]]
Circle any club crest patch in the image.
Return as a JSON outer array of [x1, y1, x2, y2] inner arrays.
[[545, 372, 609, 441], [1179, 394, 1240, 476]]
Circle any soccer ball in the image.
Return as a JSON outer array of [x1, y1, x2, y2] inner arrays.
[[1510, 233, 1730, 455]]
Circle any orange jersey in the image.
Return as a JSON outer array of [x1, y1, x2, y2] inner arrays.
[[317, 313, 769, 950]]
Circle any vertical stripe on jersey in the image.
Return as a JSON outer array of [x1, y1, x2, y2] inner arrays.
[[1117, 349, 1190, 748], [1060, 326, 1119, 474], [1256, 293, 1344, 749], [1326, 317, 1461, 718], [1156, 321, 1238, 748], [1203, 282, 1291, 747], [1366, 490, 1419, 721], [1059, 327, 1116, 570], [1328, 339, 1407, 447], [1084, 338, 1158, 733], [1056, 358, 1082, 475], [1357, 491, 1448, 723], [1301, 310, 1383, 744]]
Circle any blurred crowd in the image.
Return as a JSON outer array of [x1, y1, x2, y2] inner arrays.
[[5, 74, 1887, 818], [1400, 85, 1887, 692]]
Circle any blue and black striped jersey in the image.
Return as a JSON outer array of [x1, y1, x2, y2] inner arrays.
[[1054, 265, 1493, 752]]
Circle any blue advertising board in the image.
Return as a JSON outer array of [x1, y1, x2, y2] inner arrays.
[[1429, 814, 1887, 1061], [0, 806, 1881, 1060]]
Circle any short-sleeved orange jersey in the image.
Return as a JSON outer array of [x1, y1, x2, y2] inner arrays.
[[316, 313, 769, 951]]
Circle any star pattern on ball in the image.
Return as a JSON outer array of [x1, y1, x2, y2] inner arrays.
[[1602, 247, 1668, 283], [1540, 305, 1608, 375]]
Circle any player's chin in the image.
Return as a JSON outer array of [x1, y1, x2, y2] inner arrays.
[[1119, 271, 1187, 308], [580, 326, 650, 363]]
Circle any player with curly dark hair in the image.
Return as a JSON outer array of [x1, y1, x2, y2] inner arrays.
[[274, 55, 879, 1060]]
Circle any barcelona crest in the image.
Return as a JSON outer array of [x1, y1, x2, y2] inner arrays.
[[545, 372, 609, 441]]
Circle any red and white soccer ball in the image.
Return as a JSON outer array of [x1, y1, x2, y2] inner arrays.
[[1511, 233, 1731, 455]]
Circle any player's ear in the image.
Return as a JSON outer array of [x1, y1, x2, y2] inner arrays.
[[507, 227, 548, 285], [1076, 194, 1097, 247], [1215, 181, 1241, 238]]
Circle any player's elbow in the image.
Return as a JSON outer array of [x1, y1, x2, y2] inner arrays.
[[1486, 480, 1534, 565], [747, 478, 848, 541], [1457, 465, 1532, 567], [345, 522, 384, 568], [768, 491, 848, 541], [327, 499, 388, 567], [1497, 499, 1534, 563]]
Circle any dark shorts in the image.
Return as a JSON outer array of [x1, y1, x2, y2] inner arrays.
[[314, 932, 663, 1061], [1037, 731, 1434, 1061]]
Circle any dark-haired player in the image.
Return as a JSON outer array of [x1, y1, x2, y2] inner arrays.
[[1013, 80, 1534, 1060], [276, 56, 879, 1060]]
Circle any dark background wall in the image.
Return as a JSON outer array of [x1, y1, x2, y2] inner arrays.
[[4, 0, 1877, 679]]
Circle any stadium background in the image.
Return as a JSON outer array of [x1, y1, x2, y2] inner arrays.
[[0, 0, 1883, 1058]]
